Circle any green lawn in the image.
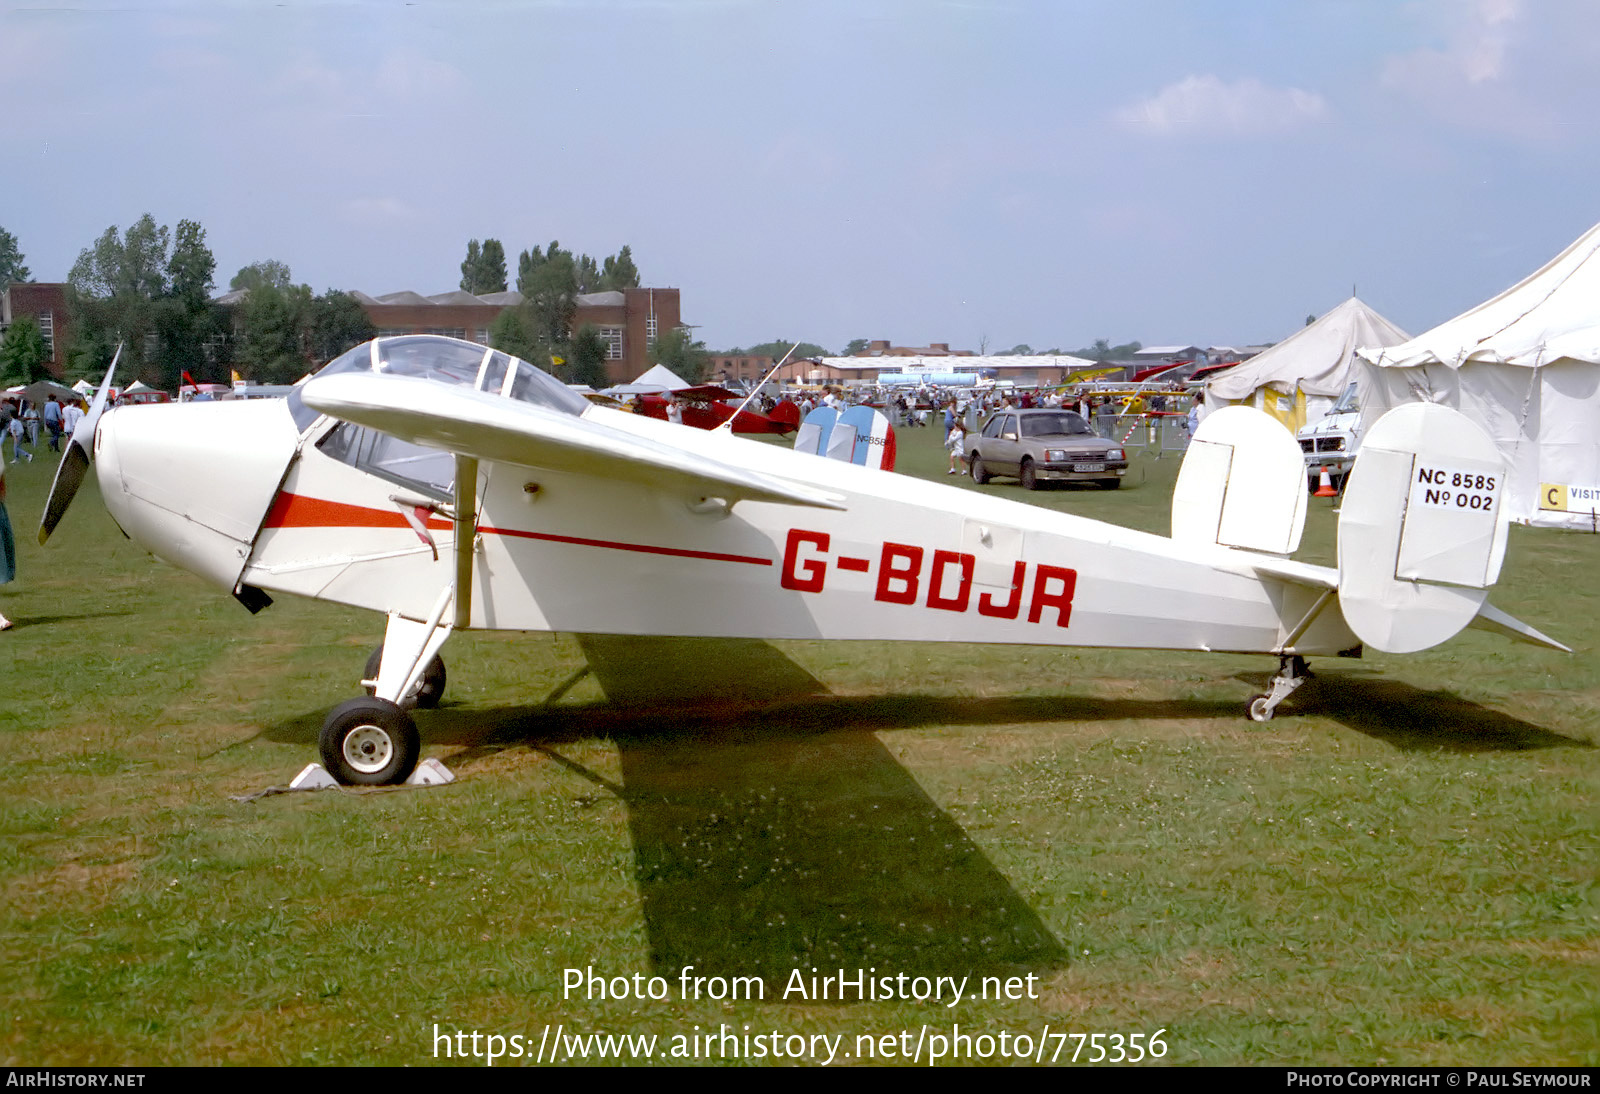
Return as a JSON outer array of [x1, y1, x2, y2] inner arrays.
[[1, 421, 1594, 1066]]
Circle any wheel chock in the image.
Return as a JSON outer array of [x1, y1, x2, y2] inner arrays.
[[405, 757, 455, 786], [289, 763, 340, 791]]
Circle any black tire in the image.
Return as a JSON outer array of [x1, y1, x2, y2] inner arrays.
[[1020, 458, 1038, 490], [1100, 478, 1122, 490], [363, 644, 446, 709], [320, 697, 420, 785], [969, 452, 990, 485]]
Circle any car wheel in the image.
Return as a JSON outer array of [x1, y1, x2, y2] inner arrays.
[[1100, 478, 1121, 490], [970, 453, 990, 484], [1020, 458, 1038, 490], [320, 697, 420, 785]]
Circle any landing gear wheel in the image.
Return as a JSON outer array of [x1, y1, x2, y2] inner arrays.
[[1247, 693, 1274, 722], [1020, 459, 1038, 490], [320, 697, 420, 786], [970, 454, 990, 485], [363, 645, 447, 709]]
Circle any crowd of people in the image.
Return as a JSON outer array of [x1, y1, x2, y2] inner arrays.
[[0, 391, 93, 633]]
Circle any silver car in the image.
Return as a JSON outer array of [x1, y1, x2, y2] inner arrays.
[[968, 408, 1128, 490]]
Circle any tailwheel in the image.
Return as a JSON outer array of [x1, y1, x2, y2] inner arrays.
[[1245, 655, 1311, 723], [320, 697, 420, 786]]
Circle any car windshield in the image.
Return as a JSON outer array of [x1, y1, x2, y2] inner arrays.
[[1021, 412, 1093, 438], [1330, 381, 1360, 415], [288, 334, 590, 431]]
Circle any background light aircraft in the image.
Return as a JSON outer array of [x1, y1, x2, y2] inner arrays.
[[630, 386, 801, 434], [41, 336, 1566, 786]]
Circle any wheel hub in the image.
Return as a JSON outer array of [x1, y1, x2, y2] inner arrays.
[[342, 724, 393, 774]]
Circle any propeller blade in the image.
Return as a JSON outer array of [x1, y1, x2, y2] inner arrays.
[[38, 345, 121, 546]]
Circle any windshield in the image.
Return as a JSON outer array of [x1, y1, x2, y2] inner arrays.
[[289, 335, 590, 431], [1330, 381, 1359, 415], [1021, 412, 1093, 438]]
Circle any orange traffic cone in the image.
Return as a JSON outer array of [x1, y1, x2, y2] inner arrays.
[[1314, 466, 1338, 497]]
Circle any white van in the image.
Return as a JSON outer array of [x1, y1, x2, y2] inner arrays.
[[1296, 381, 1360, 490]]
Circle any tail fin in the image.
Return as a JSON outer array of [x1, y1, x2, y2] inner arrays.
[[1171, 405, 1307, 555], [768, 399, 801, 433], [1337, 403, 1510, 653]]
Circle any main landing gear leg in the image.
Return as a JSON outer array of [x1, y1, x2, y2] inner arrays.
[[1247, 654, 1311, 722], [321, 590, 455, 785]]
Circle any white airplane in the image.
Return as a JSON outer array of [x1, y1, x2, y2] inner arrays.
[[40, 335, 1566, 785]]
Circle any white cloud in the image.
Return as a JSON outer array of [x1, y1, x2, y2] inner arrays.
[[1115, 75, 1331, 139], [1384, 0, 1520, 87], [1377, 0, 1571, 141]]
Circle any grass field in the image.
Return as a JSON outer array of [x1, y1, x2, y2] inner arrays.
[[1, 420, 1596, 1067]]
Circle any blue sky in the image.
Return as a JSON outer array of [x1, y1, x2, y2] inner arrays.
[[5, 0, 1599, 354]]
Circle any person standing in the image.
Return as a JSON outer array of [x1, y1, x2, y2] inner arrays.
[[43, 396, 63, 453], [945, 419, 969, 475], [0, 445, 15, 630], [61, 398, 85, 442]]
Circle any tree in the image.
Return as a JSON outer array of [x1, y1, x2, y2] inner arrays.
[[230, 260, 294, 293], [236, 283, 313, 384], [649, 327, 709, 385], [599, 245, 639, 291], [568, 324, 611, 388], [843, 338, 870, 356], [574, 253, 602, 293], [157, 219, 222, 388], [733, 339, 831, 360], [488, 305, 541, 364], [459, 239, 507, 295], [0, 227, 30, 285], [516, 240, 579, 346], [67, 215, 176, 380], [308, 290, 377, 364], [1006, 343, 1033, 356], [168, 220, 215, 308], [1306, 313, 1316, 327], [0, 315, 50, 384]]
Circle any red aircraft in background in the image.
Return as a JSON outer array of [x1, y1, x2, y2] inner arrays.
[[631, 385, 802, 434]]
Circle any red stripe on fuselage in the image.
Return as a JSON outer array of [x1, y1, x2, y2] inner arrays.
[[262, 493, 452, 530], [261, 492, 772, 567]]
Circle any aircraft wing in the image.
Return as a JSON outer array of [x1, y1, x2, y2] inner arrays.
[[673, 384, 741, 401], [300, 373, 847, 511]]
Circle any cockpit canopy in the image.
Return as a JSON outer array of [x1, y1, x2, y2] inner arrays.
[[288, 335, 592, 499], [309, 336, 589, 414]]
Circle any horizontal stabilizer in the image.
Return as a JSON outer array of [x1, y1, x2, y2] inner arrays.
[[1247, 555, 1338, 591], [301, 373, 846, 511], [1468, 601, 1570, 652]]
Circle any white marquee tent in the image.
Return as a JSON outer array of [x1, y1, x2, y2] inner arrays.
[[1357, 221, 1600, 530], [1206, 297, 1409, 432]]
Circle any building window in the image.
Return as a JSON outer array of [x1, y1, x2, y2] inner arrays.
[[37, 312, 53, 356], [646, 313, 658, 342], [599, 326, 624, 360], [425, 327, 466, 340], [472, 328, 489, 345]]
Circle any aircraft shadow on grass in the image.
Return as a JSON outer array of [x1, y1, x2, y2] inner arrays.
[[258, 636, 1584, 985], [1236, 670, 1592, 753]]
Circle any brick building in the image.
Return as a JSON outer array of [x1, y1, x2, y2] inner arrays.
[[1, 282, 71, 377]]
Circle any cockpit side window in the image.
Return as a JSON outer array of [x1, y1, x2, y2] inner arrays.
[[317, 422, 454, 501]]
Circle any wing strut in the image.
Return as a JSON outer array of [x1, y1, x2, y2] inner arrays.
[[453, 455, 478, 630]]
